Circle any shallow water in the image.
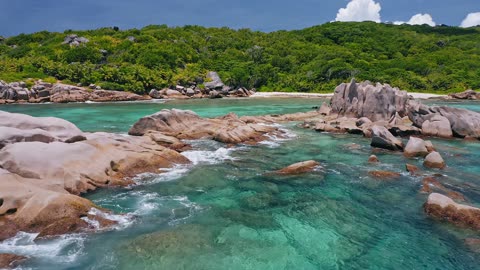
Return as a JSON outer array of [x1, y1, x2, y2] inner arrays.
[[1, 98, 480, 270]]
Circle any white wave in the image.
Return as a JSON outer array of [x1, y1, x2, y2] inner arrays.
[[163, 196, 204, 225], [83, 208, 135, 230], [134, 165, 191, 185], [0, 231, 86, 264], [181, 147, 235, 165], [259, 125, 297, 148]]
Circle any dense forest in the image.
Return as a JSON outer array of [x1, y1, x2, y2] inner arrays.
[[0, 22, 479, 93]]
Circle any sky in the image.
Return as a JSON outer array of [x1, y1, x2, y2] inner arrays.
[[0, 0, 479, 36]]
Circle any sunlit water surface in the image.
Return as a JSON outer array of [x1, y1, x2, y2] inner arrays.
[[1, 98, 480, 269]]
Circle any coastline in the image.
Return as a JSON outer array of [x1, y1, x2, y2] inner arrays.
[[251, 92, 448, 99]]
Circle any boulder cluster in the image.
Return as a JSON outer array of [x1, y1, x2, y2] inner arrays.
[[62, 34, 89, 46], [149, 72, 255, 100], [304, 79, 480, 141], [0, 81, 150, 104], [301, 79, 480, 232], [0, 108, 297, 246]]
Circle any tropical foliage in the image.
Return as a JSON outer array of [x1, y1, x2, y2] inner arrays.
[[0, 22, 479, 93]]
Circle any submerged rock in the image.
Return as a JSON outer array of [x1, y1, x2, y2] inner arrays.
[[276, 160, 320, 175], [368, 170, 401, 179], [424, 193, 480, 230], [368, 155, 379, 163], [423, 152, 446, 169], [406, 164, 420, 175]]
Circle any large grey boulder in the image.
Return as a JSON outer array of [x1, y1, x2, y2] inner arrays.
[[149, 89, 162, 99], [204, 71, 224, 90], [421, 114, 453, 138], [370, 125, 404, 151], [330, 79, 411, 122]]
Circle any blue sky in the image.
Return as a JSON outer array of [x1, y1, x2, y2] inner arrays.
[[0, 0, 479, 36]]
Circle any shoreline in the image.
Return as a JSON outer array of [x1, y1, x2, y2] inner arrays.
[[251, 92, 448, 99]]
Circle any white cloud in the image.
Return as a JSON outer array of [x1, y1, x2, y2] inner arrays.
[[460, 12, 480, 28], [392, 13, 436, 27], [335, 0, 382, 23]]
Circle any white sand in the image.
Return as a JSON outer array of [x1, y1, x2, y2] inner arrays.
[[251, 92, 447, 99], [250, 92, 333, 98]]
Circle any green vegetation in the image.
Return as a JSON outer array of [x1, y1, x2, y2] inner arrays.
[[0, 22, 479, 93]]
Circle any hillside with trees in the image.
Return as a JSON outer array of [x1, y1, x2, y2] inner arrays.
[[0, 22, 479, 93]]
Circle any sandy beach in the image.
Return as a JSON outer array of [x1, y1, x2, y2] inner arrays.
[[251, 92, 447, 99]]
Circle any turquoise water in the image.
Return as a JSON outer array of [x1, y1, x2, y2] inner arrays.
[[1, 98, 480, 269]]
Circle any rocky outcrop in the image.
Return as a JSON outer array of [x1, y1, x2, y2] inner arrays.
[[330, 79, 411, 122], [62, 34, 89, 46], [370, 125, 404, 151], [0, 112, 190, 241], [204, 71, 224, 90], [0, 81, 150, 104], [147, 72, 255, 100], [448, 89, 480, 100], [424, 151, 446, 169], [128, 109, 280, 144], [408, 100, 480, 139], [276, 160, 320, 175], [324, 80, 480, 141], [424, 193, 480, 230]]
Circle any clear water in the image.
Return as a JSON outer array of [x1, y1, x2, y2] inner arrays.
[[1, 98, 480, 270]]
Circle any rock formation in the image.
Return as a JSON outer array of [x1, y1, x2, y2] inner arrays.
[[0, 81, 150, 104], [448, 89, 480, 100], [147, 72, 255, 100], [128, 109, 280, 144], [407, 100, 480, 139], [330, 79, 410, 122], [0, 111, 190, 241]]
